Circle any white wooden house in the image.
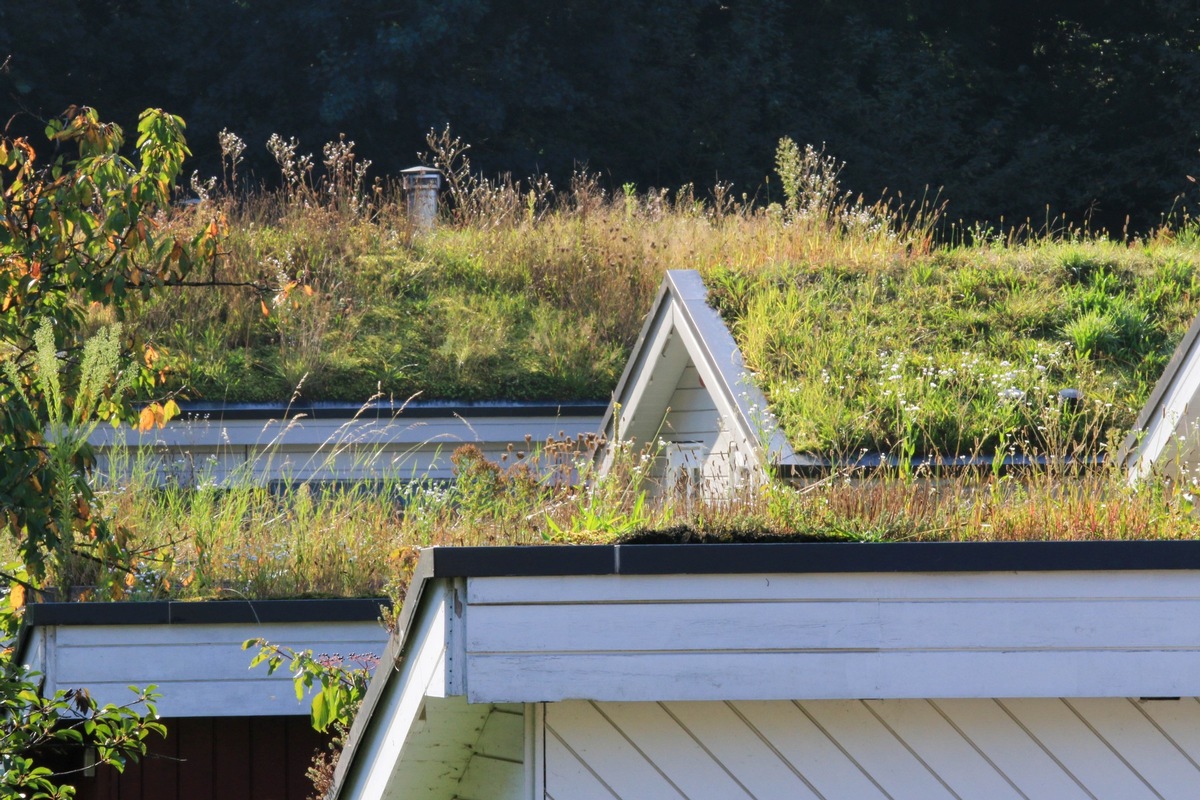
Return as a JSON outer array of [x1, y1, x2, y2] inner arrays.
[[89, 400, 605, 486], [17, 598, 389, 799], [1121, 311, 1200, 485], [329, 541, 1200, 799]]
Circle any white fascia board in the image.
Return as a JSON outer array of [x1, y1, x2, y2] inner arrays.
[[1122, 309, 1200, 482], [665, 270, 794, 467], [598, 278, 678, 443], [461, 569, 1200, 703], [333, 584, 464, 799], [39, 619, 386, 717]]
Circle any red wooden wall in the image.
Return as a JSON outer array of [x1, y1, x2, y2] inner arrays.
[[72, 716, 330, 800]]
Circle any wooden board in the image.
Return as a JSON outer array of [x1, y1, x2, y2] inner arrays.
[[462, 571, 1200, 703], [545, 699, 1200, 800]]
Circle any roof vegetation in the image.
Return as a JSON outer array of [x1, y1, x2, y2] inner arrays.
[[38, 133, 1200, 603], [119, 134, 1200, 461]]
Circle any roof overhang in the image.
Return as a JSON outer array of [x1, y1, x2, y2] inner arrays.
[[16, 598, 388, 718], [332, 540, 1200, 797]]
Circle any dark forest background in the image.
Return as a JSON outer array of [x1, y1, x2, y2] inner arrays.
[[3, 0, 1199, 232]]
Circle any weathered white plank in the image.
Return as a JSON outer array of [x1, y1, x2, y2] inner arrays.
[[930, 699, 1092, 799], [665, 389, 717, 416], [1063, 698, 1200, 800], [860, 699, 1024, 799], [39, 678, 313, 718], [466, 599, 1200, 655], [1135, 698, 1200, 767], [800, 700, 958, 800], [56, 620, 384, 648], [588, 701, 755, 799], [465, 651, 1200, 704], [660, 409, 720, 438], [999, 698, 1160, 799], [545, 701, 688, 799], [467, 571, 1200, 606], [658, 701, 821, 798], [545, 725, 620, 800], [548, 699, 1200, 800], [730, 699, 886, 798], [335, 593, 449, 800]]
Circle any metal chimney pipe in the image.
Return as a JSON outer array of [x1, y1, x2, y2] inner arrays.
[[401, 166, 442, 230]]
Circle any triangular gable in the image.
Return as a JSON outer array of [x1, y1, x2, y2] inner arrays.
[[597, 270, 794, 487], [1121, 310, 1200, 484]]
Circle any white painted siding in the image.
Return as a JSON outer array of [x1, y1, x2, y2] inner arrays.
[[462, 571, 1200, 703], [36, 620, 386, 717], [91, 412, 602, 485], [1126, 324, 1200, 484], [545, 698, 1200, 800]]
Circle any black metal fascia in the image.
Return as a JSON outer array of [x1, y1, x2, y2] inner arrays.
[[415, 540, 1200, 578], [22, 597, 388, 627]]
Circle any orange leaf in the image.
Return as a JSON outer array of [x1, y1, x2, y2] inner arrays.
[[303, 284, 314, 297], [138, 405, 157, 432], [144, 344, 158, 367], [260, 298, 270, 317]]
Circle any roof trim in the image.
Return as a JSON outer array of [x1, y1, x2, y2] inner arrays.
[[1118, 308, 1200, 470], [421, 540, 1200, 576], [23, 597, 387, 627], [597, 269, 794, 466]]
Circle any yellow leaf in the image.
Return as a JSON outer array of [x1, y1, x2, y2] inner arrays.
[[9, 584, 25, 610], [163, 398, 181, 422]]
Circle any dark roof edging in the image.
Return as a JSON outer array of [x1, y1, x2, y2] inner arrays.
[[422, 540, 1200, 577], [23, 598, 388, 627]]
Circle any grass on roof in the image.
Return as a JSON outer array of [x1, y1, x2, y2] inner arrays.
[[47, 135, 1200, 604], [109, 134, 1200, 460], [13, 436, 1197, 605]]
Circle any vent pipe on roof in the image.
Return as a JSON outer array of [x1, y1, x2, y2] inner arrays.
[[401, 166, 441, 230]]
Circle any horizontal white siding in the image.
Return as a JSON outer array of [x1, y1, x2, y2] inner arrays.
[[545, 698, 1200, 800], [40, 620, 386, 717], [92, 413, 601, 485], [461, 571, 1200, 703]]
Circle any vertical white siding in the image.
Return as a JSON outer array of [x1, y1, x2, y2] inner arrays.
[[545, 699, 1200, 800]]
